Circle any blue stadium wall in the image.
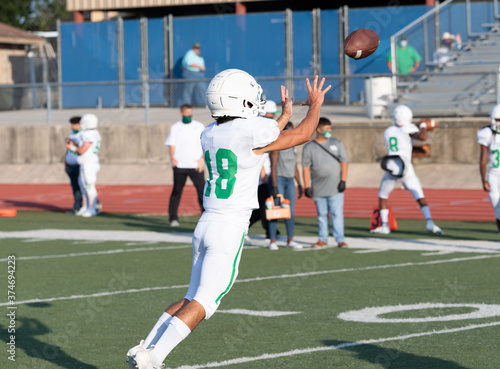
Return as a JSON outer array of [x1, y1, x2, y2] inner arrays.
[[60, 3, 495, 108]]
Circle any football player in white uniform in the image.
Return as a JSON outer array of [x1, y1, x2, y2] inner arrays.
[[126, 69, 331, 369], [65, 113, 101, 217], [478, 104, 500, 236], [371, 105, 443, 235]]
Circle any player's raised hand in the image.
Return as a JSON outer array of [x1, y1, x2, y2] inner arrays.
[[280, 85, 292, 118], [302, 76, 331, 107]]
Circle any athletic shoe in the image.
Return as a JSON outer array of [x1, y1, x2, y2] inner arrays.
[[80, 210, 97, 218], [313, 240, 327, 248], [338, 241, 348, 248], [127, 340, 146, 368], [287, 240, 302, 250], [75, 207, 88, 216], [95, 202, 102, 214], [66, 209, 78, 215], [426, 222, 444, 235], [170, 220, 180, 227], [269, 242, 278, 250], [129, 347, 164, 369], [370, 225, 391, 234]]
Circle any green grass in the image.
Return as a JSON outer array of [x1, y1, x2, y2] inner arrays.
[[0, 211, 499, 368]]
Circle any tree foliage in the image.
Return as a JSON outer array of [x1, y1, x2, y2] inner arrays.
[[0, 0, 71, 31], [0, 1, 33, 30]]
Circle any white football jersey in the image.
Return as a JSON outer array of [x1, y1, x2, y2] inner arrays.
[[477, 126, 500, 174], [77, 129, 101, 165], [384, 124, 419, 164], [201, 117, 280, 226]]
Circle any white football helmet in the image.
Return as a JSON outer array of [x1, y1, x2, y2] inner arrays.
[[391, 105, 413, 127], [80, 113, 98, 130], [490, 104, 500, 133], [206, 69, 265, 118]]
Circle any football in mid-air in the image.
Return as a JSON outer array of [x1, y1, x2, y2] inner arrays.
[[344, 28, 380, 60], [419, 118, 437, 131]]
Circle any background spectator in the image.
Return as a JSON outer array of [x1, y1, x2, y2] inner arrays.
[[433, 32, 462, 67], [268, 121, 304, 250], [165, 104, 205, 227], [386, 35, 421, 80], [64, 116, 83, 214], [182, 42, 206, 106], [302, 117, 348, 248]]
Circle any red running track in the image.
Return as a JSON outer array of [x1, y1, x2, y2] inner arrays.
[[0, 184, 493, 221]]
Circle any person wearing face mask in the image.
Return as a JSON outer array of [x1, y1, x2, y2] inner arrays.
[[386, 35, 422, 79], [302, 117, 348, 248], [433, 32, 462, 67], [165, 104, 206, 227]]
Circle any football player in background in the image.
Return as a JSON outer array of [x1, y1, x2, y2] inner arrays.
[[371, 105, 443, 235], [478, 104, 500, 236], [126, 69, 331, 369], [65, 113, 101, 217]]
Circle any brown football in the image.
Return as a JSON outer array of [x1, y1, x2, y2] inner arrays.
[[344, 28, 380, 60], [419, 118, 437, 131]]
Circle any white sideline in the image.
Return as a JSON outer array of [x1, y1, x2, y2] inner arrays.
[[1, 253, 499, 307], [172, 321, 500, 369]]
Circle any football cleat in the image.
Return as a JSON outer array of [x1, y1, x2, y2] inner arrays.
[[426, 223, 444, 235], [170, 220, 180, 227], [131, 347, 164, 369], [127, 340, 146, 369], [80, 210, 97, 218], [370, 225, 391, 234]]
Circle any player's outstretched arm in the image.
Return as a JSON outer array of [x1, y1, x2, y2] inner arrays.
[[254, 76, 331, 154]]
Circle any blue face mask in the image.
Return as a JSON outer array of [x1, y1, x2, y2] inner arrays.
[[400, 40, 408, 48]]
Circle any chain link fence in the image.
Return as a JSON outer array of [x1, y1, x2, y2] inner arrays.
[[0, 71, 497, 122]]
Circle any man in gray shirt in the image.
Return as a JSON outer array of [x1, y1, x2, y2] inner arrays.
[[302, 117, 348, 248]]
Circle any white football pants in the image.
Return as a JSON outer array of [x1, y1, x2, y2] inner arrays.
[[79, 162, 100, 213]]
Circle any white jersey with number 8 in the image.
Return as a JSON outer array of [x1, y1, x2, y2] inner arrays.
[[384, 124, 419, 164], [200, 117, 280, 228]]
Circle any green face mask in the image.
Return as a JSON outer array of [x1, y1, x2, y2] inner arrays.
[[182, 115, 192, 124], [72, 129, 79, 134], [321, 130, 332, 139]]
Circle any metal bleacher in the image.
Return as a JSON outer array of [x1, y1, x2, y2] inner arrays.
[[387, 0, 500, 118], [395, 26, 500, 117]]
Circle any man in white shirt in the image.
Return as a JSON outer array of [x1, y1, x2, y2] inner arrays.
[[165, 104, 205, 227]]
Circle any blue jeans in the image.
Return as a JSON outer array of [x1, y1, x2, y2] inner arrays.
[[268, 176, 296, 240], [313, 193, 345, 243], [182, 69, 206, 106]]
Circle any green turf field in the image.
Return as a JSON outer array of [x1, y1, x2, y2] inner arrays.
[[1, 211, 499, 368]]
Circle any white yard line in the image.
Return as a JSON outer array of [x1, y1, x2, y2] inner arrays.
[[172, 321, 500, 369], [0, 244, 191, 262], [1, 253, 499, 307]]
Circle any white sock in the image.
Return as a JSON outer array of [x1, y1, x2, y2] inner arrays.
[[153, 316, 191, 364], [144, 312, 172, 348], [380, 209, 389, 225], [420, 205, 432, 222]]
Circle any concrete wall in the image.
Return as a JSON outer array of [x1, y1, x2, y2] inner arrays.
[[0, 122, 485, 188]]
